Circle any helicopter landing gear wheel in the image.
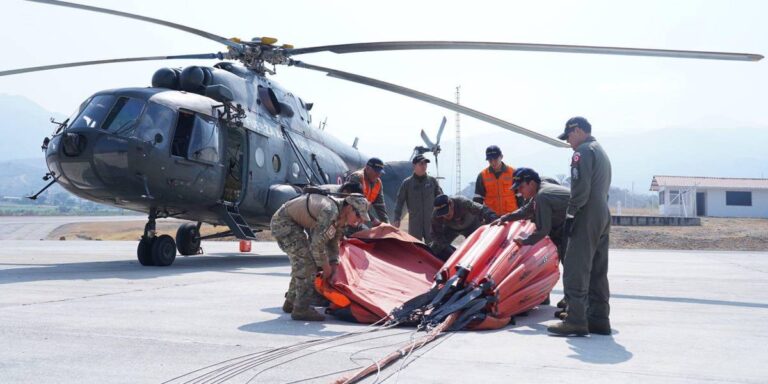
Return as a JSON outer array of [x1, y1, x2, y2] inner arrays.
[[176, 222, 201, 256], [137, 236, 155, 266], [151, 234, 176, 267]]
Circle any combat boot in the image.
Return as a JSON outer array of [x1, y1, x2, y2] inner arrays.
[[282, 299, 294, 314], [555, 310, 567, 320], [547, 321, 588, 336], [588, 319, 612, 335], [310, 291, 331, 307], [291, 306, 325, 321], [556, 297, 567, 309]]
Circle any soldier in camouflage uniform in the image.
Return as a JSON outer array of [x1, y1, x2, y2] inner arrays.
[[270, 192, 370, 321], [548, 116, 613, 337], [429, 194, 498, 261]]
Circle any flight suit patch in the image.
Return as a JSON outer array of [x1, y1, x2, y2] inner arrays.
[[571, 166, 579, 180], [571, 152, 581, 165], [323, 226, 336, 240]]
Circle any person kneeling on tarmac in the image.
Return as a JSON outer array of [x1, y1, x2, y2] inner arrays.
[[270, 192, 370, 321]]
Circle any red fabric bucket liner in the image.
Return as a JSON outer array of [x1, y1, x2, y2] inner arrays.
[[325, 225, 443, 323], [321, 223, 560, 329]]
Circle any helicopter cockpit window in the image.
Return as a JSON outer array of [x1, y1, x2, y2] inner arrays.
[[102, 97, 146, 137], [69, 95, 116, 129]]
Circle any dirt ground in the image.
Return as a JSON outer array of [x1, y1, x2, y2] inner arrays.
[[610, 217, 768, 251], [47, 220, 273, 242], [47, 216, 768, 251]]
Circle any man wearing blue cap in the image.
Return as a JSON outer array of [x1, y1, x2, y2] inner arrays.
[[346, 157, 389, 225], [548, 116, 612, 337], [429, 194, 498, 261]]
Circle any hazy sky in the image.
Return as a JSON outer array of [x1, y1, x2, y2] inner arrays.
[[0, 0, 765, 193]]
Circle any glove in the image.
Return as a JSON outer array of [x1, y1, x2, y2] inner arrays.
[[563, 215, 575, 238]]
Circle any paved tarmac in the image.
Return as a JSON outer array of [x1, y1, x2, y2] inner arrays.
[[0, 216, 144, 240], [1, 240, 767, 383]]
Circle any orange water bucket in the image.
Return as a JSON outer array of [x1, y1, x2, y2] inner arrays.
[[239, 240, 251, 252], [314, 276, 351, 308]]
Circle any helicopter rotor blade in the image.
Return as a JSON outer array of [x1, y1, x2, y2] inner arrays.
[[420, 129, 435, 149], [288, 41, 762, 62], [26, 0, 242, 51], [290, 60, 570, 148], [0, 53, 224, 77], [436, 116, 447, 146]]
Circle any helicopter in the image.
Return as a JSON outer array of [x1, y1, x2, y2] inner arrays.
[[1, 0, 761, 267]]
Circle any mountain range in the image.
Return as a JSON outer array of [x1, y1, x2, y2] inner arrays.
[[1, 94, 766, 198]]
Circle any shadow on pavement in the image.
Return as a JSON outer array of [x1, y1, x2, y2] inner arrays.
[[566, 335, 633, 364], [238, 308, 348, 337]]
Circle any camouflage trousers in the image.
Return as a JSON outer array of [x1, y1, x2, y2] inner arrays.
[[271, 209, 318, 309]]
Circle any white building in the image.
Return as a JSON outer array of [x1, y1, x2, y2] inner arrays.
[[650, 176, 768, 218]]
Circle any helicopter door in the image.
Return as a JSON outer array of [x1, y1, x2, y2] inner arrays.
[[166, 110, 223, 202], [222, 125, 247, 204]]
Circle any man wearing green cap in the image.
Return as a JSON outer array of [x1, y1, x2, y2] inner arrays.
[[429, 194, 498, 260], [547, 116, 612, 337], [271, 192, 370, 321]]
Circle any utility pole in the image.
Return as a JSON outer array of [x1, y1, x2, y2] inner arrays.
[[455, 86, 461, 195]]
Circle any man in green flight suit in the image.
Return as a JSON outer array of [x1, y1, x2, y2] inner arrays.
[[393, 154, 444, 243], [493, 167, 570, 307], [270, 192, 370, 321], [429, 194, 498, 261], [547, 116, 613, 337]]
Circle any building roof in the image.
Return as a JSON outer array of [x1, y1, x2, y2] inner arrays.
[[650, 175, 768, 191]]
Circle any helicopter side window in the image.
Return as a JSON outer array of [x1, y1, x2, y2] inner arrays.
[[69, 95, 116, 129], [102, 97, 146, 137], [172, 111, 220, 164], [188, 115, 220, 164], [136, 102, 176, 145], [172, 111, 195, 158]]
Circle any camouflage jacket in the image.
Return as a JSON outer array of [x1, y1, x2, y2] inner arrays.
[[277, 194, 345, 267]]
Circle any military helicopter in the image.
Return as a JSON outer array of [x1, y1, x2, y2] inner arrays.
[[1, 0, 760, 267]]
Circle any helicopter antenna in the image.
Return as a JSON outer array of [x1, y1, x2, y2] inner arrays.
[[319, 117, 328, 131], [455, 86, 461, 195]]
